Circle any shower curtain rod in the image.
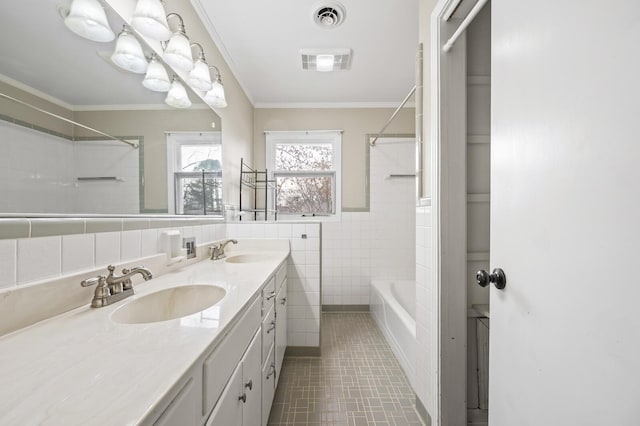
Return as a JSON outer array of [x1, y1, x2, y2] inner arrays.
[[369, 85, 416, 147], [442, 0, 489, 53], [0, 92, 138, 149]]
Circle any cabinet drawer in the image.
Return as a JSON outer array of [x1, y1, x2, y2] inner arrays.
[[276, 262, 287, 289], [262, 277, 276, 315], [261, 303, 275, 363], [202, 296, 261, 416]]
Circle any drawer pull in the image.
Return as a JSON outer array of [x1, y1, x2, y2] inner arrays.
[[266, 364, 276, 379], [245, 380, 253, 391], [266, 321, 276, 334], [238, 393, 247, 403], [266, 291, 276, 301], [280, 297, 287, 305]]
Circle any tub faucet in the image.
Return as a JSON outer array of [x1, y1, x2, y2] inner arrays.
[[81, 265, 152, 308], [210, 239, 238, 260]]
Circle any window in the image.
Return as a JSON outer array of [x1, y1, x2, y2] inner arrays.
[[266, 131, 341, 218], [166, 132, 222, 215]]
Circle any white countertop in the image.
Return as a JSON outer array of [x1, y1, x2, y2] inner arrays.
[[0, 242, 289, 425]]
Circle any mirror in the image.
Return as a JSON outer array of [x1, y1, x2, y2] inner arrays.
[[0, 0, 222, 215]]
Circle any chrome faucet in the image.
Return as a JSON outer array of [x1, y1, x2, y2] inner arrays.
[[81, 265, 152, 308], [209, 239, 238, 260]]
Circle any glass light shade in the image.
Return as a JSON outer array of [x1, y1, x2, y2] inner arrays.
[[131, 0, 171, 41], [64, 0, 115, 42], [164, 31, 194, 72], [142, 57, 171, 92], [187, 58, 213, 92], [111, 29, 148, 74], [316, 54, 335, 72], [204, 79, 227, 108], [165, 79, 192, 108]]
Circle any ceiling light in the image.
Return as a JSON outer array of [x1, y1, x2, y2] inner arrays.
[[142, 54, 171, 91], [316, 55, 334, 72], [163, 13, 194, 72], [111, 26, 148, 74], [165, 76, 192, 108], [63, 0, 115, 42], [300, 48, 352, 72], [187, 43, 213, 92], [131, 0, 171, 41], [203, 66, 227, 108]]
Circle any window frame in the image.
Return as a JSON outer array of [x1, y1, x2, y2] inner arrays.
[[265, 130, 342, 220], [166, 132, 223, 216]]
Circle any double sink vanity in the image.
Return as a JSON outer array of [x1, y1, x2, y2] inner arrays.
[[0, 239, 290, 425]]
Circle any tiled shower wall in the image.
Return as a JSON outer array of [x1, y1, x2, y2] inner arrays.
[[0, 121, 140, 214], [322, 139, 416, 306], [415, 203, 436, 419]]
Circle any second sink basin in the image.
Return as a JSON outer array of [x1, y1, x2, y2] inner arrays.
[[225, 253, 277, 263], [111, 285, 226, 324]]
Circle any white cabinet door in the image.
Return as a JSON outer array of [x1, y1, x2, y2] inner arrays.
[[242, 330, 262, 426], [206, 364, 243, 426], [275, 279, 287, 384], [153, 378, 198, 426], [490, 0, 640, 424], [261, 346, 276, 426]]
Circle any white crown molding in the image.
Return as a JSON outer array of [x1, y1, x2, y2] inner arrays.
[[0, 73, 74, 111], [254, 101, 416, 109], [72, 103, 211, 111], [191, 0, 256, 107]]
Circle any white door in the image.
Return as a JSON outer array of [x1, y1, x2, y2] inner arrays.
[[490, 0, 640, 424]]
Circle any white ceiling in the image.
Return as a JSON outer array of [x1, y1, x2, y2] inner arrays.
[[192, 0, 420, 107]]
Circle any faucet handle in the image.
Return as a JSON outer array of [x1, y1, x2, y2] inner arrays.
[[81, 275, 106, 287]]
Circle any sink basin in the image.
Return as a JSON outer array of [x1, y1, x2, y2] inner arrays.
[[111, 285, 226, 324], [225, 254, 277, 264]]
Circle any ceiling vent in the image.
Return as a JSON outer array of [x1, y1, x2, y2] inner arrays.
[[312, 2, 346, 28], [300, 48, 352, 72]]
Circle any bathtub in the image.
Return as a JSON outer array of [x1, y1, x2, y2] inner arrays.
[[370, 280, 416, 380]]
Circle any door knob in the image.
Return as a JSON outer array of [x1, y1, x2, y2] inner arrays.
[[476, 268, 506, 290]]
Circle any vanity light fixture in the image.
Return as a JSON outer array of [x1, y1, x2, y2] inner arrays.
[[63, 0, 115, 42], [203, 66, 227, 108], [131, 0, 171, 41], [111, 26, 148, 74], [142, 53, 171, 92], [163, 13, 194, 72], [187, 43, 213, 92], [165, 76, 192, 108]]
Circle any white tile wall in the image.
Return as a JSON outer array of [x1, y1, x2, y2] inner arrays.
[[17, 236, 62, 284], [0, 223, 227, 289], [62, 234, 95, 274], [323, 139, 416, 306], [226, 222, 321, 348], [415, 205, 436, 417], [0, 122, 140, 214], [0, 239, 17, 289]]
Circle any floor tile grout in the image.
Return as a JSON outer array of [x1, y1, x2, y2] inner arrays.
[[268, 312, 425, 426]]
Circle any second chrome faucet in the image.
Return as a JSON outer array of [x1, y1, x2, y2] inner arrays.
[[210, 239, 238, 260]]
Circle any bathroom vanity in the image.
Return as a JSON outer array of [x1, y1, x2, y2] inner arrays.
[[0, 240, 289, 425]]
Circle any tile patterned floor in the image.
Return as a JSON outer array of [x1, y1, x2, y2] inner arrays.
[[268, 312, 425, 426]]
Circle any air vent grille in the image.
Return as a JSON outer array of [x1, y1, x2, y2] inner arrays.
[[312, 2, 346, 28]]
